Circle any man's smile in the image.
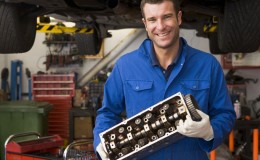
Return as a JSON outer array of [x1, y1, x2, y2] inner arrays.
[[156, 31, 170, 37]]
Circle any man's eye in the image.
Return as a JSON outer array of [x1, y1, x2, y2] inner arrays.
[[148, 19, 156, 23], [164, 15, 172, 20]]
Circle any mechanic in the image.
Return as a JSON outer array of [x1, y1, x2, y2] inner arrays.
[[93, 0, 236, 159]]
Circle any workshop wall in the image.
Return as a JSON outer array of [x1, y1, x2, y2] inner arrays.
[[0, 54, 6, 69], [2, 29, 260, 103], [3, 29, 146, 97]]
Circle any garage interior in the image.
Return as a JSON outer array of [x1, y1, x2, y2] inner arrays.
[[0, 27, 260, 160]]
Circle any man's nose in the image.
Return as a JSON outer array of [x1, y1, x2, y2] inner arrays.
[[156, 19, 165, 30]]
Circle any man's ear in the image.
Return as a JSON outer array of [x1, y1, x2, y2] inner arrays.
[[142, 18, 148, 31], [177, 11, 182, 26]]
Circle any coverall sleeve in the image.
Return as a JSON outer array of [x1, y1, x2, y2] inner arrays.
[[198, 59, 236, 152], [93, 64, 125, 150]]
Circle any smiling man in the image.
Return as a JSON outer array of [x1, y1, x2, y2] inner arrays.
[[93, 0, 236, 159], [142, 0, 182, 70]]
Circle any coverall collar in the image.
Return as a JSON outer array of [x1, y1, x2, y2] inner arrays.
[[140, 37, 188, 67], [150, 38, 183, 67]]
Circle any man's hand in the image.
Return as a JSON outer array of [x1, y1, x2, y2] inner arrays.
[[96, 143, 109, 160], [176, 109, 214, 141]]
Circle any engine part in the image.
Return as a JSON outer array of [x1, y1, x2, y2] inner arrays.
[[99, 92, 202, 160]]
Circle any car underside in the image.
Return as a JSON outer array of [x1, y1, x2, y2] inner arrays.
[[0, 0, 259, 54]]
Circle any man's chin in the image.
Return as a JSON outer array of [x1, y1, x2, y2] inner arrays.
[[155, 41, 173, 49]]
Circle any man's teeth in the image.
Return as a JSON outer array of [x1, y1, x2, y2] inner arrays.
[[158, 32, 168, 36]]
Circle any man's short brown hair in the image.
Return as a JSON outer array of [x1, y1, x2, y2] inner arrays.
[[140, 0, 180, 18]]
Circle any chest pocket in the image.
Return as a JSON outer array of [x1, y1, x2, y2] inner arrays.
[[179, 80, 210, 97], [125, 80, 153, 116], [127, 80, 153, 91], [179, 80, 210, 111], [180, 80, 210, 90]]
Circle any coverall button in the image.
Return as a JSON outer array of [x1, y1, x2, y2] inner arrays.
[[136, 86, 139, 90]]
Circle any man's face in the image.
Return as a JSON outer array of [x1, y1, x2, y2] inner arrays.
[[142, 1, 182, 50]]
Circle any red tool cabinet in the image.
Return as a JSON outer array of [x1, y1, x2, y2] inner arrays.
[[32, 73, 75, 141], [5, 132, 64, 160]]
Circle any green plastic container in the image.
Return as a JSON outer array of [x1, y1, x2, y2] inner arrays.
[[0, 100, 52, 160]]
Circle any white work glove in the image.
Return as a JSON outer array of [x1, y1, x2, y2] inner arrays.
[[96, 143, 109, 160], [177, 109, 214, 141]]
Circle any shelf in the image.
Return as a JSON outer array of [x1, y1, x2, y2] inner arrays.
[[43, 40, 77, 44], [221, 53, 260, 69], [33, 88, 73, 90], [32, 74, 75, 97], [34, 95, 72, 97], [33, 81, 74, 83]]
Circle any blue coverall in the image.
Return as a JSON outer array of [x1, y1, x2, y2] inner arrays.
[[93, 38, 236, 160]]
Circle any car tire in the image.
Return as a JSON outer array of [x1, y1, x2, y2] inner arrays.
[[0, 2, 37, 53], [209, 32, 226, 54], [75, 29, 102, 55], [218, 0, 260, 53]]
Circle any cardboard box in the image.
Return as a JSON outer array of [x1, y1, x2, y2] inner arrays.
[[74, 117, 93, 139]]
